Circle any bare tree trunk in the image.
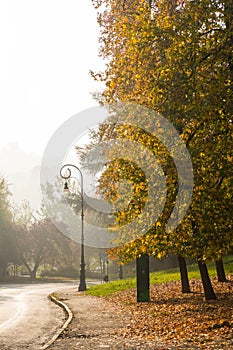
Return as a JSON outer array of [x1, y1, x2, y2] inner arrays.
[[136, 254, 150, 302], [215, 259, 227, 282], [198, 260, 217, 300], [31, 266, 38, 279], [178, 255, 191, 293], [119, 264, 123, 279]]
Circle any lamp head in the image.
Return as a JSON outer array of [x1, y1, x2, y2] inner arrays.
[[64, 181, 69, 192]]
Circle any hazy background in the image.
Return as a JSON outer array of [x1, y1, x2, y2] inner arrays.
[[0, 1, 103, 210]]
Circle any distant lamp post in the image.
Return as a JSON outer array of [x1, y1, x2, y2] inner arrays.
[[60, 163, 87, 292], [63, 181, 69, 191]]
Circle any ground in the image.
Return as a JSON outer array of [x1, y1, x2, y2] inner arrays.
[[48, 277, 233, 350]]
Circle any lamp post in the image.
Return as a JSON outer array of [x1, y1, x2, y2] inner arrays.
[[60, 163, 87, 291]]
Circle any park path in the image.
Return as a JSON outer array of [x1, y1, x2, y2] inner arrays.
[[47, 287, 166, 350]]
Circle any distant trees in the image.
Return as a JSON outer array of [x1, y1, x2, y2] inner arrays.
[[0, 178, 20, 278], [14, 208, 71, 279], [0, 186, 79, 281]]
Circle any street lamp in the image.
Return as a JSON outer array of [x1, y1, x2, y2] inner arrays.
[[60, 163, 87, 291]]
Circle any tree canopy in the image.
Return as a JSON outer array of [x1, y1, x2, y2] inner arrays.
[[79, 0, 233, 264]]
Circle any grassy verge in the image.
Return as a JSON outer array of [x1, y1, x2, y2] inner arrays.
[[86, 255, 233, 297]]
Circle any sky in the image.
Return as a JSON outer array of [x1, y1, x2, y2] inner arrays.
[[0, 1, 104, 210]]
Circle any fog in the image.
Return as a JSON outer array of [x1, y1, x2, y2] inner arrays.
[[0, 143, 41, 210], [0, 1, 104, 212]]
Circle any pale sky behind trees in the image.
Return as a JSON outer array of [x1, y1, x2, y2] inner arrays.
[[0, 1, 103, 209]]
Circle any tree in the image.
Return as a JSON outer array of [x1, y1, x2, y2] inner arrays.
[[0, 178, 19, 279], [87, 0, 233, 300], [215, 259, 227, 282], [177, 255, 191, 293], [14, 203, 72, 279]]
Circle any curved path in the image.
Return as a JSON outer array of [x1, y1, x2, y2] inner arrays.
[[0, 282, 76, 350]]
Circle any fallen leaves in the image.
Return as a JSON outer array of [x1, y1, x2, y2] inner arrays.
[[106, 276, 233, 349]]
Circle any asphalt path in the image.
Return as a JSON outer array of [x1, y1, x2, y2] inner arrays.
[[0, 282, 77, 350]]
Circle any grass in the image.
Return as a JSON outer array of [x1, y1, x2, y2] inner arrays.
[[86, 255, 233, 297]]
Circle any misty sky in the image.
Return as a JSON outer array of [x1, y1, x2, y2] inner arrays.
[[0, 1, 104, 210]]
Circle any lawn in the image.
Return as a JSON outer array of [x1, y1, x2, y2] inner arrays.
[[86, 255, 233, 297]]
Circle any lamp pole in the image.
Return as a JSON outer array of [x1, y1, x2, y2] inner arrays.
[[60, 163, 87, 291]]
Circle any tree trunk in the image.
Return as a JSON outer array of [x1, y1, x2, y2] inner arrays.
[[198, 260, 217, 300], [136, 254, 150, 302], [0, 264, 8, 278], [119, 264, 123, 279], [178, 255, 191, 293], [31, 259, 41, 279], [30, 270, 37, 279], [23, 260, 33, 278], [215, 259, 227, 282]]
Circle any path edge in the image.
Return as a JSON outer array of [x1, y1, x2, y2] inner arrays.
[[40, 293, 73, 350]]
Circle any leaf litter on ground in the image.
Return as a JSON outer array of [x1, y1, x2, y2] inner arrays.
[[105, 276, 233, 349]]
